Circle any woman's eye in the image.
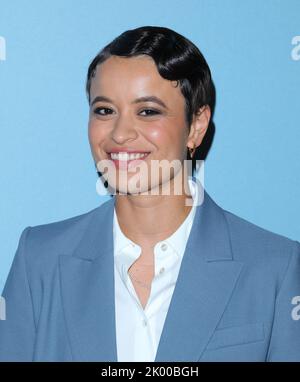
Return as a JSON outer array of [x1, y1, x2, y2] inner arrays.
[[139, 109, 161, 116], [93, 107, 113, 116], [92, 107, 161, 117]]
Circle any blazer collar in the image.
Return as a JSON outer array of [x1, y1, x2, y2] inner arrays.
[[59, 187, 243, 361]]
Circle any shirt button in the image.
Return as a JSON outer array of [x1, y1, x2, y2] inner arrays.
[[159, 267, 165, 275], [161, 243, 168, 251], [142, 319, 148, 327]]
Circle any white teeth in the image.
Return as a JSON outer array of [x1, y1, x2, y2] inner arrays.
[[110, 152, 149, 160]]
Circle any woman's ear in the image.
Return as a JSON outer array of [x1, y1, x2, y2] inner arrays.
[[187, 105, 211, 150]]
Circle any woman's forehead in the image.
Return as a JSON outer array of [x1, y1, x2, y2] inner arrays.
[[90, 56, 184, 104]]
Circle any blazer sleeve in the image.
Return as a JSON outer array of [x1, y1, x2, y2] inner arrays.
[[0, 227, 36, 361], [266, 240, 300, 361]]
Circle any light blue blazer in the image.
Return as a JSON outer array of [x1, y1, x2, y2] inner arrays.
[[0, 190, 300, 361]]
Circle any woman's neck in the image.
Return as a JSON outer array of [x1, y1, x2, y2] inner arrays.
[[114, 177, 193, 249]]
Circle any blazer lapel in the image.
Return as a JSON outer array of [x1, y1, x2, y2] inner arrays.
[[154, 190, 244, 361], [59, 186, 243, 362], [59, 197, 118, 361]]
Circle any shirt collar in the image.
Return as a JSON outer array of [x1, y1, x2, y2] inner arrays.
[[113, 176, 199, 260]]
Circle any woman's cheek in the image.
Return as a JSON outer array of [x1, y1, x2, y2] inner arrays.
[[145, 121, 182, 148], [88, 121, 103, 144], [144, 123, 166, 143], [88, 123, 102, 161]]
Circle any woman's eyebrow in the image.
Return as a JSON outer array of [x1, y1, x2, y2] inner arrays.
[[132, 96, 168, 110], [90, 95, 168, 109]]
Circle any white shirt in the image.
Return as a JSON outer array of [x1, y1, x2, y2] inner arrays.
[[113, 177, 200, 362]]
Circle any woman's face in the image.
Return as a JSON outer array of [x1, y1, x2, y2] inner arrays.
[[88, 54, 192, 195]]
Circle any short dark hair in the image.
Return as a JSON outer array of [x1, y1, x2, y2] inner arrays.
[[86, 26, 214, 175]]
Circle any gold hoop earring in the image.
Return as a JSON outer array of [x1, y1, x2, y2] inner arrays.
[[188, 145, 196, 158]]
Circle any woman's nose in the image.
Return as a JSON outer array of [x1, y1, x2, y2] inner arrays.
[[111, 115, 138, 143]]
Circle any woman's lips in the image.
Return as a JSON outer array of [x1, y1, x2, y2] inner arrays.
[[107, 152, 151, 170]]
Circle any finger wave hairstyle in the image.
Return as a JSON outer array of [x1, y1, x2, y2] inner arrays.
[[86, 25, 214, 176]]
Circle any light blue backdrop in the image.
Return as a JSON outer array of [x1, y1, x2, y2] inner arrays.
[[0, 0, 299, 292]]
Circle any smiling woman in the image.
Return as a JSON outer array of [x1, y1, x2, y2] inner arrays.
[[88, 53, 211, 193], [0, 26, 299, 362]]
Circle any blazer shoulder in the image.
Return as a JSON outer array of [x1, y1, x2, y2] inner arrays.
[[222, 207, 299, 267], [21, 197, 114, 268]]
